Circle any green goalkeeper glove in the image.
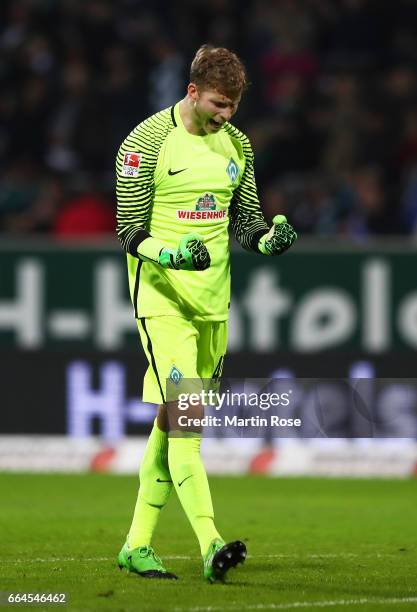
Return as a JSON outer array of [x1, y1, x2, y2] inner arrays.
[[258, 215, 297, 256], [159, 233, 211, 271]]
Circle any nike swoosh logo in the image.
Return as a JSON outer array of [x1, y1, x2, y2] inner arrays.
[[156, 478, 173, 483], [178, 475, 193, 487], [168, 168, 187, 175]]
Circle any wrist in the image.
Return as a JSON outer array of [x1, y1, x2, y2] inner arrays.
[[137, 236, 166, 262]]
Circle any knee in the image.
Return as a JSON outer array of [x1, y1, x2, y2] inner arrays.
[[156, 403, 169, 432], [167, 402, 204, 434]]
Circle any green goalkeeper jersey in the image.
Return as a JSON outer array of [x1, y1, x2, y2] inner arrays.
[[116, 102, 268, 321]]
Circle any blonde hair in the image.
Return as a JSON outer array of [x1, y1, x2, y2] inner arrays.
[[190, 44, 248, 98]]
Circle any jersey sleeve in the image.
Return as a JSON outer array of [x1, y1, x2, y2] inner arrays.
[[116, 110, 172, 256], [229, 133, 269, 252]]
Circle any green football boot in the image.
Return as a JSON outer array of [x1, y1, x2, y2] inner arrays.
[[118, 543, 178, 579], [203, 538, 247, 583]]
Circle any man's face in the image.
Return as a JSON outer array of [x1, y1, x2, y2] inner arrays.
[[192, 87, 241, 134]]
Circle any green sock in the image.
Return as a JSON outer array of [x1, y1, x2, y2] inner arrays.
[[168, 435, 222, 556], [127, 420, 173, 549]]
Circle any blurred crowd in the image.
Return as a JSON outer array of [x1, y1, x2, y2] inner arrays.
[[1, 0, 417, 238]]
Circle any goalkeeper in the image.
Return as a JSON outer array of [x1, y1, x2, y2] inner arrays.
[[115, 45, 297, 582]]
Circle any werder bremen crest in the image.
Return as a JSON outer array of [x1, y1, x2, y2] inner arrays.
[[196, 193, 216, 210], [226, 158, 239, 183]]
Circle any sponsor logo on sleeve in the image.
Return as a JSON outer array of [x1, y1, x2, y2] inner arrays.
[[121, 152, 142, 177], [176, 193, 227, 221]]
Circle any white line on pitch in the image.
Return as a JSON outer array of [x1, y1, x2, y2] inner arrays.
[[0, 552, 411, 564], [174, 597, 417, 611]]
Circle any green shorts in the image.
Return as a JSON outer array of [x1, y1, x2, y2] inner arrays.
[[137, 316, 228, 404]]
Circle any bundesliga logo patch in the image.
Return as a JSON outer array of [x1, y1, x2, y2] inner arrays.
[[121, 152, 142, 177]]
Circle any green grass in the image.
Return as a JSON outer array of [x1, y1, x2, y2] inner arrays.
[[1, 474, 417, 611]]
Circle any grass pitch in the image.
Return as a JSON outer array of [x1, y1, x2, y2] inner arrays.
[[0, 473, 416, 611]]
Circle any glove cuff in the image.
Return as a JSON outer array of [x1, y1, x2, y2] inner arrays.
[[258, 223, 278, 255], [159, 248, 177, 269], [258, 233, 272, 255]]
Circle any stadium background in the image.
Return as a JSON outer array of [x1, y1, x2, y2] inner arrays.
[[1, 2, 417, 610], [1, 0, 417, 475]]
